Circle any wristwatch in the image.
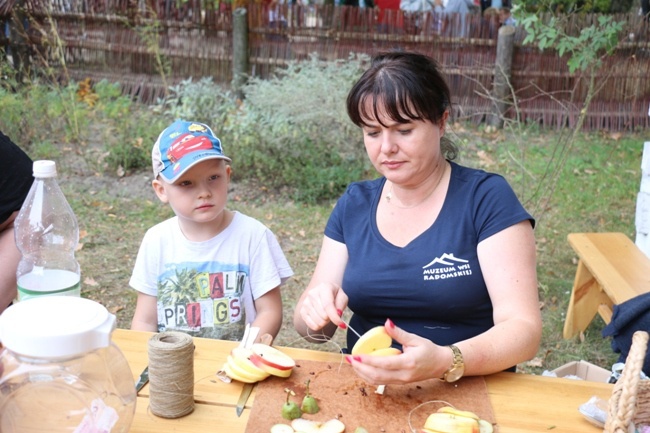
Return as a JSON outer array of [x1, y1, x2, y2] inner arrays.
[[441, 344, 465, 383]]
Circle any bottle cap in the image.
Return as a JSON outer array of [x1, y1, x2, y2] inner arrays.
[[0, 297, 116, 358], [33, 160, 57, 178]]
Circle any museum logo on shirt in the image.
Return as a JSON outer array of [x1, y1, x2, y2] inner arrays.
[[421, 253, 473, 281]]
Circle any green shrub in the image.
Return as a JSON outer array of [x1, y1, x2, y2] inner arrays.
[[94, 80, 168, 172], [161, 77, 238, 128], [229, 53, 371, 203], [0, 82, 86, 150], [516, 0, 634, 13]]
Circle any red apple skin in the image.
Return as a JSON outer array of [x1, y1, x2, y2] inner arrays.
[[250, 344, 295, 369], [249, 353, 293, 378]]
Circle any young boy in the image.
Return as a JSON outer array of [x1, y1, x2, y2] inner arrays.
[[130, 120, 293, 342]]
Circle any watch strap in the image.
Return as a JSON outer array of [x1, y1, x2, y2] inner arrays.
[[442, 344, 464, 382]]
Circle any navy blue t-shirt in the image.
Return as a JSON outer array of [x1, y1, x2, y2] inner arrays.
[[325, 161, 535, 350]]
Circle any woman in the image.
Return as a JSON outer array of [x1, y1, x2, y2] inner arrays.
[[293, 51, 541, 385], [0, 131, 34, 313]]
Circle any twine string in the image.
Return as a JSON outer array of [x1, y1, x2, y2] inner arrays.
[[148, 331, 195, 419]]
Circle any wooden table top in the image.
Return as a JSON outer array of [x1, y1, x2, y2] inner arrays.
[[114, 328, 613, 433]]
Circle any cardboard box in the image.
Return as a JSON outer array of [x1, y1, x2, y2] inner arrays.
[[552, 360, 611, 382]]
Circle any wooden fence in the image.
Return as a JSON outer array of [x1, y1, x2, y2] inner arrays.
[[3, 0, 650, 131]]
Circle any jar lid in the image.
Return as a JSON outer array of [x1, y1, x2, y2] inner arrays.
[[0, 297, 116, 358]]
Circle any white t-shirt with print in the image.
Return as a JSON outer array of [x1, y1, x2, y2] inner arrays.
[[129, 211, 293, 341]]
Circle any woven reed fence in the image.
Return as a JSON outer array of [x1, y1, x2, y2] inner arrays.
[[3, 0, 650, 130]]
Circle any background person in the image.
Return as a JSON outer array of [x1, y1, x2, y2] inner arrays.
[[130, 120, 293, 342], [434, 0, 476, 37], [498, 6, 516, 27], [293, 51, 541, 385], [0, 131, 34, 313], [375, 0, 403, 32]]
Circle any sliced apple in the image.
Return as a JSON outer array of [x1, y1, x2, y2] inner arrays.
[[270, 424, 295, 433], [437, 406, 480, 420], [351, 326, 391, 354], [351, 326, 392, 355], [424, 412, 479, 433], [478, 419, 494, 433], [222, 362, 258, 383], [290, 418, 345, 433], [250, 343, 295, 378], [231, 347, 271, 377], [369, 347, 402, 357], [226, 355, 270, 382]]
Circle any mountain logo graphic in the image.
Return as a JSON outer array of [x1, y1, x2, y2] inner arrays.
[[422, 253, 469, 269]]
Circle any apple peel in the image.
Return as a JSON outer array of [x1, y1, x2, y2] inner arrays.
[[250, 343, 296, 378]]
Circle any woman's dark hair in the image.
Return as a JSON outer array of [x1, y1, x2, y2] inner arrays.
[[346, 51, 458, 160]]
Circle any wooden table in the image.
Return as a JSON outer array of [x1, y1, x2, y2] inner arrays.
[[114, 328, 613, 433]]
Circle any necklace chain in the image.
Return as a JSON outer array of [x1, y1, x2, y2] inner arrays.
[[385, 164, 447, 209]]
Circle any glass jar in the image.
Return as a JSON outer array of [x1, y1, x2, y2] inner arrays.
[[0, 297, 136, 432]]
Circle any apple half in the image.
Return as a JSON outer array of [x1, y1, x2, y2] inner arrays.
[[249, 343, 295, 378], [348, 326, 402, 361]]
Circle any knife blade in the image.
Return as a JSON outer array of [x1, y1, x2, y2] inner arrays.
[[236, 382, 255, 417], [236, 333, 273, 417], [135, 366, 149, 393]]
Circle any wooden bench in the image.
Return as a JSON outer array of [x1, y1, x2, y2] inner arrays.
[[563, 232, 650, 339]]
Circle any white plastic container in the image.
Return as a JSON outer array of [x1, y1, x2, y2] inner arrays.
[[14, 160, 81, 300], [0, 297, 136, 432]]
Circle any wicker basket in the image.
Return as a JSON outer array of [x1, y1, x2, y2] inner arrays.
[[604, 331, 650, 433]]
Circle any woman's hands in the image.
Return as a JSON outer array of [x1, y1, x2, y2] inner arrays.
[[346, 319, 452, 385], [295, 282, 349, 341], [293, 236, 350, 342]]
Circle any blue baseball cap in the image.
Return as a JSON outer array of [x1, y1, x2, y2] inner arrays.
[[152, 120, 231, 183]]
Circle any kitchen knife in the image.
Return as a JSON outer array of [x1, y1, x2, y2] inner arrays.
[[135, 365, 149, 393], [236, 333, 273, 417]]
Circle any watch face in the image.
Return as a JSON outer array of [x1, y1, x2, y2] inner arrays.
[[446, 366, 464, 382], [444, 345, 465, 382]]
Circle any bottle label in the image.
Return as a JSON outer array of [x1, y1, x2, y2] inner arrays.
[[17, 269, 81, 301]]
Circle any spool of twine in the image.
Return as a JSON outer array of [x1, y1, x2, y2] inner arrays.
[[148, 331, 195, 418]]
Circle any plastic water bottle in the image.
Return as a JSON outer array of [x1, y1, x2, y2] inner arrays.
[[14, 160, 81, 301]]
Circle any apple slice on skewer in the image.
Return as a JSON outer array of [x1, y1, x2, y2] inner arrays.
[[369, 347, 402, 356], [231, 347, 271, 377], [250, 343, 296, 378], [222, 362, 259, 383], [351, 326, 393, 355], [226, 355, 270, 382], [347, 326, 402, 362]]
